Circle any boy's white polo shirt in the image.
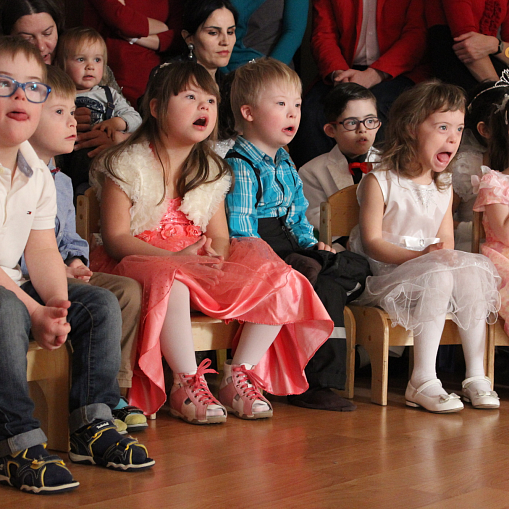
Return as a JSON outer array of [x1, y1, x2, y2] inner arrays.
[[0, 141, 56, 284]]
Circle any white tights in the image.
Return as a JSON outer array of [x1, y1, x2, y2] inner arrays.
[[409, 272, 489, 397], [160, 280, 282, 374]]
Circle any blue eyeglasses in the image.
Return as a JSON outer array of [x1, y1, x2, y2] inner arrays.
[[0, 75, 51, 103]]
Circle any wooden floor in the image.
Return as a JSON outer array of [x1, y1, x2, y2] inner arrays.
[[5, 371, 509, 509]]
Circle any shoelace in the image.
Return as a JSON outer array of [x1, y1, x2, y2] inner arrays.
[[182, 359, 219, 404], [232, 365, 266, 401]]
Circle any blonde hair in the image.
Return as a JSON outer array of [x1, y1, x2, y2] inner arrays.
[[380, 80, 466, 190], [55, 27, 107, 73], [230, 57, 302, 130], [95, 61, 231, 203], [0, 36, 46, 80], [44, 65, 75, 99]]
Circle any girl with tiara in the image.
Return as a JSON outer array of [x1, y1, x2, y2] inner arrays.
[[89, 61, 333, 423], [474, 70, 509, 339], [451, 77, 509, 251], [350, 81, 501, 413]]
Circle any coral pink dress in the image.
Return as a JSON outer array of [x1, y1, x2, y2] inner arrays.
[[91, 198, 333, 415], [474, 167, 509, 334]]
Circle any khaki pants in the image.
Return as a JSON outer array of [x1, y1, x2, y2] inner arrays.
[[72, 272, 141, 388]]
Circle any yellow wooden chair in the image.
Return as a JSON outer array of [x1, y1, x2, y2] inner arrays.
[[320, 185, 495, 405]]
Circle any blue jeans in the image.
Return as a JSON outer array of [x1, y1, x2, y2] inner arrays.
[[0, 281, 122, 457]]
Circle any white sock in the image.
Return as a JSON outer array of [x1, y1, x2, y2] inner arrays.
[[460, 317, 491, 393]]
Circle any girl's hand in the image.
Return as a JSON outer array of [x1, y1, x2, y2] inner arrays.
[[177, 236, 208, 256], [316, 241, 337, 254], [423, 242, 444, 254]]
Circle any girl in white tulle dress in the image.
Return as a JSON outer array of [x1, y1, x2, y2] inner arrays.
[[350, 81, 501, 413]]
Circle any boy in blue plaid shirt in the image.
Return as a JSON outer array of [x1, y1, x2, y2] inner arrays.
[[225, 58, 370, 412]]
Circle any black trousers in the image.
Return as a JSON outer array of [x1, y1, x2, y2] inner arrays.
[[257, 217, 371, 389]]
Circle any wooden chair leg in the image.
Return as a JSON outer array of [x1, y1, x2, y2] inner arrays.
[[350, 306, 391, 406], [486, 323, 496, 387], [338, 306, 355, 399], [27, 345, 70, 453]]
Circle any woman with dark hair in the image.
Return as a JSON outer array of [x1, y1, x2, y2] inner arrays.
[[181, 0, 238, 79], [1, 0, 63, 64]]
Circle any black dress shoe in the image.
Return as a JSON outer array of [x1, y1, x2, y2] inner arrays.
[[287, 387, 356, 412]]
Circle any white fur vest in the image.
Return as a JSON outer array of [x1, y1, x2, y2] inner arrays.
[[91, 140, 231, 235]]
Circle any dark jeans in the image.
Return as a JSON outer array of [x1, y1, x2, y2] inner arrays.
[[428, 25, 508, 95], [290, 73, 415, 168], [0, 281, 122, 457]]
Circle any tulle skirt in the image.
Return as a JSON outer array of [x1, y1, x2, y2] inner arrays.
[[91, 237, 333, 414], [354, 249, 501, 334]]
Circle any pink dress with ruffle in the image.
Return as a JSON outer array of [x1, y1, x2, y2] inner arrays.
[[474, 168, 509, 334], [91, 198, 333, 414]]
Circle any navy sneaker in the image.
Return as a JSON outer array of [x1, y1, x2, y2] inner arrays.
[[69, 420, 154, 471], [0, 443, 79, 494]]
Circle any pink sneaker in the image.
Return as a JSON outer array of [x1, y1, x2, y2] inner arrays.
[[169, 359, 226, 424], [219, 361, 273, 419]]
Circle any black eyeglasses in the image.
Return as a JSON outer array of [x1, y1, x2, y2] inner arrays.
[[0, 75, 51, 103], [330, 117, 381, 131]]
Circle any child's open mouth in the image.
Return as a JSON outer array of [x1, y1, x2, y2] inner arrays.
[[193, 117, 207, 127], [283, 126, 294, 133], [436, 152, 452, 164]]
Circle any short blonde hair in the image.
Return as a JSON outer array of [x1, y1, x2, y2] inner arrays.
[[56, 27, 107, 73], [44, 65, 76, 100], [0, 36, 46, 80], [230, 57, 302, 130]]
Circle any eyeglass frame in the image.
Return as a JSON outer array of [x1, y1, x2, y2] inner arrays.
[[329, 116, 382, 131], [0, 75, 51, 104]]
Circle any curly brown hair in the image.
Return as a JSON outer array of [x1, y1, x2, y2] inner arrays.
[[380, 80, 466, 190]]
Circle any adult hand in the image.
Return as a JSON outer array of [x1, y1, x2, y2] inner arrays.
[[75, 107, 92, 132], [75, 129, 115, 157], [334, 68, 383, 89], [31, 298, 71, 350], [453, 32, 499, 64], [316, 241, 337, 254]]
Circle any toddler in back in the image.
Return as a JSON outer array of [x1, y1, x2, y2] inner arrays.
[[56, 27, 141, 192]]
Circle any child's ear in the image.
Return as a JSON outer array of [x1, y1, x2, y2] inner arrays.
[[323, 123, 336, 138], [477, 121, 490, 139], [240, 104, 254, 122], [149, 98, 158, 119]]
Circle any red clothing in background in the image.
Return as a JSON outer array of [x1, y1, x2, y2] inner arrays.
[[425, 0, 509, 40], [311, 0, 428, 83], [84, 0, 186, 107]]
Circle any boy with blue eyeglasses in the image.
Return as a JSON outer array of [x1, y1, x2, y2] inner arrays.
[[0, 37, 153, 496]]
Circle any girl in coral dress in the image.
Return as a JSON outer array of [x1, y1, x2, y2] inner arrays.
[[350, 81, 500, 413], [90, 61, 333, 422], [473, 76, 509, 339]]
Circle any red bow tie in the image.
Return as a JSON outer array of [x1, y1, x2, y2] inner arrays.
[[348, 162, 371, 176]]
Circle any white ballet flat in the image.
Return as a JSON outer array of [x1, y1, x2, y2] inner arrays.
[[405, 379, 464, 413], [462, 376, 500, 409]]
